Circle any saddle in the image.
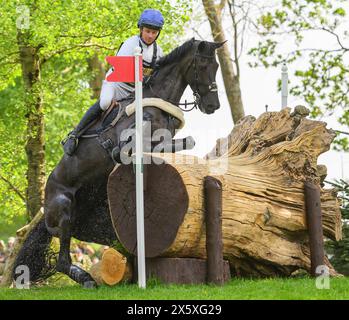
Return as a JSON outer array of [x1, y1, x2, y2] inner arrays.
[[82, 98, 185, 138], [124, 98, 185, 129], [80, 98, 185, 163]]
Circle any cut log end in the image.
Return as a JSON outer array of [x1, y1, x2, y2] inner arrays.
[[89, 248, 132, 286], [108, 155, 189, 257]]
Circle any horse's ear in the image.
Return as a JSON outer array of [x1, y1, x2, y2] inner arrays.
[[214, 40, 227, 49], [189, 37, 195, 45]]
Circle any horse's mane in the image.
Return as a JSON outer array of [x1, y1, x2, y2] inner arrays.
[[156, 38, 196, 67]]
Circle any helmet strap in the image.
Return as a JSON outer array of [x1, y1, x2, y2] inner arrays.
[[155, 30, 161, 41]]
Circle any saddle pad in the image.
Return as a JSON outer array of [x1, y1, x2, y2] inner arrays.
[[125, 98, 185, 129]]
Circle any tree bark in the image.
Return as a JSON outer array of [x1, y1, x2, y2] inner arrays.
[[87, 53, 105, 99], [108, 107, 341, 277], [201, 0, 245, 123], [17, 28, 45, 220]]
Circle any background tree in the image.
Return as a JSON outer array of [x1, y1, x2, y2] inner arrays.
[[0, 0, 191, 228], [248, 0, 349, 150], [198, 0, 348, 149], [201, 0, 245, 123]]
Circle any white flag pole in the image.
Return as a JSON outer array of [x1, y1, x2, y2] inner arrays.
[[281, 62, 288, 109], [134, 46, 146, 288]]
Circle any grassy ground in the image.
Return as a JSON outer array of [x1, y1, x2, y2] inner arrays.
[[1, 277, 349, 300], [1, 220, 348, 300]]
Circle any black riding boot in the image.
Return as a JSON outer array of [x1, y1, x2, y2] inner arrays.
[[62, 101, 103, 156]]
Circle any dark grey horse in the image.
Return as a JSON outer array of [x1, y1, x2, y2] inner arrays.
[[13, 38, 224, 287]]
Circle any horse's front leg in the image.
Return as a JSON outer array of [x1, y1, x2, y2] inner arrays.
[[170, 136, 196, 152], [151, 136, 196, 153], [46, 193, 97, 288]]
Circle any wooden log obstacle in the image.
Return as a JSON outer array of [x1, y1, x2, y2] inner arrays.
[[102, 160, 231, 285], [89, 107, 342, 284]]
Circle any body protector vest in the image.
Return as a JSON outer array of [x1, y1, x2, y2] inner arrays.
[[115, 36, 160, 87]]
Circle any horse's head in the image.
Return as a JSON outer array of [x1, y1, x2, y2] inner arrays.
[[185, 40, 225, 114], [145, 38, 226, 115]]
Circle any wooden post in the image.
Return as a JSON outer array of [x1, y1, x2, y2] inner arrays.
[[204, 176, 224, 285], [133, 257, 230, 284], [304, 181, 325, 277]]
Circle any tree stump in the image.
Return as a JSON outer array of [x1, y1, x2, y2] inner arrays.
[[107, 107, 342, 277], [89, 248, 132, 285], [108, 161, 189, 257]]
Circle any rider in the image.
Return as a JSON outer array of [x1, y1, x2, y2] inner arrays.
[[62, 9, 165, 156]]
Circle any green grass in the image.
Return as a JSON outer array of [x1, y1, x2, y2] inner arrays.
[[1, 277, 349, 300]]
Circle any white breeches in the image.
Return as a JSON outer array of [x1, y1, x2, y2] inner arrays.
[[99, 69, 135, 110]]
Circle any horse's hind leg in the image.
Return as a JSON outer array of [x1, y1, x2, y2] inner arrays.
[[46, 193, 97, 288]]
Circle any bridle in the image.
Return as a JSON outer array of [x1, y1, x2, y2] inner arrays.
[[148, 50, 218, 112]]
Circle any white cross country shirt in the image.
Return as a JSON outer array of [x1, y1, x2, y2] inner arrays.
[[118, 35, 164, 64], [105, 35, 164, 101]]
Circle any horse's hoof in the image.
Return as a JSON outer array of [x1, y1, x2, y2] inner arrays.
[[185, 136, 196, 149], [83, 280, 97, 289]]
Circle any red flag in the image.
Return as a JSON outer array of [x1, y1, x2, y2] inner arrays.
[[106, 56, 143, 82]]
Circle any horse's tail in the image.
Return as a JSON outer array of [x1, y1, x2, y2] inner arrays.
[[13, 217, 57, 284]]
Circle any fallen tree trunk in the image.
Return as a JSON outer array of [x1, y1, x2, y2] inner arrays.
[[108, 107, 342, 277]]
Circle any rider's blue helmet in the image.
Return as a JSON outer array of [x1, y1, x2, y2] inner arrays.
[[137, 9, 164, 30]]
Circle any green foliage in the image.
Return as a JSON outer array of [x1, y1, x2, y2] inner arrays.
[[0, 0, 191, 227], [333, 136, 349, 151], [249, 0, 349, 151], [110, 239, 131, 259], [325, 179, 349, 275], [0, 78, 27, 226]]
